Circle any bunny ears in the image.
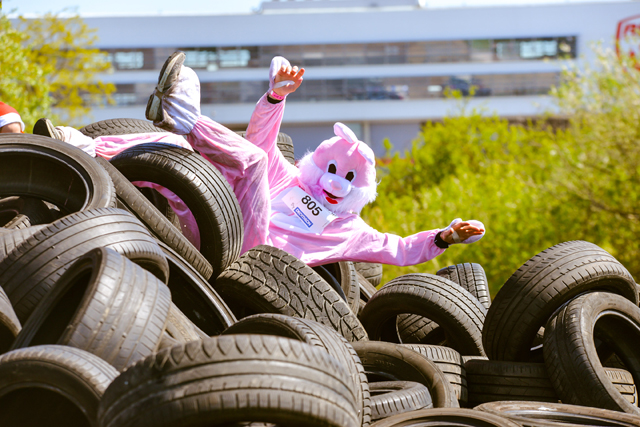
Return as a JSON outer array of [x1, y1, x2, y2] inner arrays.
[[334, 122, 375, 166]]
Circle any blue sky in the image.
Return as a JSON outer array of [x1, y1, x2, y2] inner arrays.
[[7, 0, 632, 17]]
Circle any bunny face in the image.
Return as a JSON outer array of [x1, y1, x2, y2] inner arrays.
[[298, 123, 377, 214]]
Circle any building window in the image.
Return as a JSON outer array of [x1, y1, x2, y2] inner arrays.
[[102, 49, 154, 70], [111, 37, 576, 75], [184, 49, 218, 70], [113, 51, 144, 69], [495, 37, 576, 61], [520, 40, 557, 58], [218, 48, 252, 68]]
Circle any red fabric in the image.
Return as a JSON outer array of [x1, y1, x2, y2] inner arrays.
[[0, 102, 18, 117], [0, 102, 24, 132]]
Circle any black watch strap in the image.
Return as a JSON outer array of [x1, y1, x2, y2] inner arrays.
[[434, 231, 449, 249]]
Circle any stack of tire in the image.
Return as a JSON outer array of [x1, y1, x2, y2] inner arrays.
[[356, 246, 640, 425], [0, 122, 639, 427], [471, 240, 640, 418]]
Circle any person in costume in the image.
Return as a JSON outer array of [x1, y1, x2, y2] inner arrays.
[[142, 52, 485, 266], [0, 102, 26, 133], [34, 52, 484, 265]]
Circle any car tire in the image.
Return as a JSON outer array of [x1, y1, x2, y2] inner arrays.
[[12, 247, 171, 371], [98, 335, 360, 427], [543, 291, 640, 414], [214, 245, 367, 342], [0, 208, 169, 323], [0, 345, 118, 427], [110, 143, 243, 279], [360, 274, 486, 356], [351, 340, 459, 409], [483, 241, 637, 362]]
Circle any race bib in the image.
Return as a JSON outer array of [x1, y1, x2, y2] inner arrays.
[[282, 187, 336, 234]]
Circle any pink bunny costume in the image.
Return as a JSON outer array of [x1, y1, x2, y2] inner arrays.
[[153, 57, 484, 267], [61, 55, 484, 267]]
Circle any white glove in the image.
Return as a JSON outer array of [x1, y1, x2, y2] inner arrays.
[[269, 56, 295, 92], [442, 218, 485, 244]]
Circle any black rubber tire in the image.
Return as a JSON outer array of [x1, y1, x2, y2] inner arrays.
[[369, 408, 520, 427], [394, 264, 494, 350], [0, 286, 20, 354], [316, 261, 360, 313], [475, 401, 640, 427], [483, 241, 638, 362], [235, 131, 295, 165], [401, 344, 467, 405], [12, 247, 171, 371], [369, 381, 431, 421], [358, 299, 367, 318], [0, 196, 55, 229], [159, 241, 236, 336], [396, 314, 444, 346], [137, 186, 183, 230], [214, 245, 368, 342], [98, 334, 359, 427], [95, 156, 213, 280], [359, 271, 379, 301], [110, 143, 243, 279], [81, 119, 185, 230], [79, 118, 170, 137], [221, 313, 371, 426], [357, 272, 378, 318], [360, 273, 486, 356], [464, 359, 558, 407], [0, 344, 118, 427], [606, 368, 638, 406], [354, 262, 383, 288], [0, 225, 47, 262], [0, 134, 116, 215], [437, 262, 491, 309], [543, 291, 640, 415], [162, 303, 208, 345], [0, 208, 169, 323], [313, 264, 349, 301], [351, 340, 459, 409]]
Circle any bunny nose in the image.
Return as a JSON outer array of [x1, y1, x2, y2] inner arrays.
[[320, 173, 352, 198]]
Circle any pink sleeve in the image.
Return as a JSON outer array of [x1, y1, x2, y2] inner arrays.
[[343, 219, 446, 266], [245, 94, 297, 188]]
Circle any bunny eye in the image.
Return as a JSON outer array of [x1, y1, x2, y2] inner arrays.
[[345, 171, 356, 182], [327, 161, 337, 174]]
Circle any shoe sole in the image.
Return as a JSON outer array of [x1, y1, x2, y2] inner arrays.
[[33, 118, 56, 139], [146, 51, 185, 122]]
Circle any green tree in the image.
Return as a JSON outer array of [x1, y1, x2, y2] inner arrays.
[[544, 43, 640, 276], [0, 11, 114, 129], [0, 13, 53, 128], [362, 44, 640, 294]]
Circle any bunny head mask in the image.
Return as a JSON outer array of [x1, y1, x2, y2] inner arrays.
[[298, 122, 377, 214]]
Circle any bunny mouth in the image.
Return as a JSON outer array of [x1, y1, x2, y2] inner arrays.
[[324, 190, 341, 205]]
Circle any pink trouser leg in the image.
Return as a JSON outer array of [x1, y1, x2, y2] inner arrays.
[[187, 116, 270, 253]]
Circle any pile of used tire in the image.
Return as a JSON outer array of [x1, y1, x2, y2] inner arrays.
[[1, 123, 640, 427]]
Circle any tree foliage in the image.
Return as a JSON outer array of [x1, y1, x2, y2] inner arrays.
[[362, 44, 640, 295], [0, 13, 53, 128], [0, 11, 114, 129]]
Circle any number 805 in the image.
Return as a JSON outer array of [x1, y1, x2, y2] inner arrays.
[[301, 196, 322, 216]]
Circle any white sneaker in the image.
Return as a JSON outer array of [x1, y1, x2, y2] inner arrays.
[[145, 51, 186, 125]]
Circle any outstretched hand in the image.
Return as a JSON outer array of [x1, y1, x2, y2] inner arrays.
[[443, 221, 485, 244], [272, 65, 305, 97]]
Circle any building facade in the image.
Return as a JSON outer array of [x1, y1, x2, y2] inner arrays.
[[85, 0, 640, 156]]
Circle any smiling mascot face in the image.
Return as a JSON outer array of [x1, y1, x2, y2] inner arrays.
[[298, 122, 378, 214]]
